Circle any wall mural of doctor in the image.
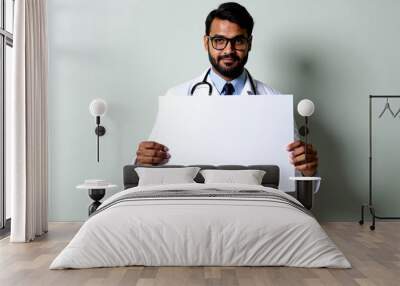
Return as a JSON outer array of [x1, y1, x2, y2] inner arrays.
[[135, 2, 319, 177]]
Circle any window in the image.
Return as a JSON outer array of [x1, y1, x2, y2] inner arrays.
[[0, 0, 14, 234]]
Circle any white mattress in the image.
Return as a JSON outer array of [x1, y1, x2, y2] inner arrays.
[[50, 183, 350, 269]]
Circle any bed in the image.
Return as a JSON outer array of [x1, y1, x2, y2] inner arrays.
[[50, 165, 350, 269]]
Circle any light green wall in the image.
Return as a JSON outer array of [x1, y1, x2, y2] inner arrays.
[[48, 0, 400, 221]]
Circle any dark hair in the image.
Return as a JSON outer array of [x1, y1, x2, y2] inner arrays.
[[205, 2, 254, 36]]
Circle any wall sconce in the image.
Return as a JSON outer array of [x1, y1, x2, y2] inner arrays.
[[297, 99, 315, 163], [89, 99, 107, 162]]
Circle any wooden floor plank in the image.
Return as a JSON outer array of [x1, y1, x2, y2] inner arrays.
[[0, 222, 399, 286]]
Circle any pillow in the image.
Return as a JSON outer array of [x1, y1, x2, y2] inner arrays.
[[135, 167, 201, 186], [200, 169, 266, 185]]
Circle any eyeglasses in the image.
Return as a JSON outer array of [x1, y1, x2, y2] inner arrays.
[[208, 35, 251, 51]]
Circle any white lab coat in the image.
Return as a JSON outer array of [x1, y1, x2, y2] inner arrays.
[[161, 68, 320, 193], [165, 68, 280, 97]]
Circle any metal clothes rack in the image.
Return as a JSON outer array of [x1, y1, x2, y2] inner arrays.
[[360, 95, 400, 230]]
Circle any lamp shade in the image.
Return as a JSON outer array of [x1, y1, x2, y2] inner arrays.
[[297, 99, 315, 117], [89, 98, 107, 117]]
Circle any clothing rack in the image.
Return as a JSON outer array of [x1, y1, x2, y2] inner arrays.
[[360, 95, 400, 230]]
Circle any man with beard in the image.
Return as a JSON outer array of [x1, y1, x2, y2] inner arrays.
[[134, 2, 319, 178]]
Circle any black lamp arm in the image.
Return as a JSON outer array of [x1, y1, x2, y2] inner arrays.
[[305, 116, 308, 163], [94, 116, 106, 162]]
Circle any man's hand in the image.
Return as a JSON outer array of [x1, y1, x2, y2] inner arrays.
[[286, 140, 318, 177], [135, 141, 170, 166]]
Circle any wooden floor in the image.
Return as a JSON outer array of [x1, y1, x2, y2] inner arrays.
[[0, 222, 399, 286]]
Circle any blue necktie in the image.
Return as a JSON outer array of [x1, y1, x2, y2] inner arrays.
[[222, 82, 235, 95]]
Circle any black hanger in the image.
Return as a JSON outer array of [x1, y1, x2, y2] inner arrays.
[[378, 98, 395, 118]]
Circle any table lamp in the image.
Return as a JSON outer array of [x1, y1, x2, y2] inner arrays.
[[289, 99, 320, 210], [89, 99, 107, 162]]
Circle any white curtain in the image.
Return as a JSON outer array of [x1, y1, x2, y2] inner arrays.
[[8, 0, 48, 242]]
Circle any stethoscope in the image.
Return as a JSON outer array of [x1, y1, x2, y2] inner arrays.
[[190, 68, 257, 95]]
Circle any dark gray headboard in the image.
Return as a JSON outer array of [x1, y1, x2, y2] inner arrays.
[[123, 165, 280, 189]]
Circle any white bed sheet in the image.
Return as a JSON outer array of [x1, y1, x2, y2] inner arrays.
[[50, 183, 350, 269]]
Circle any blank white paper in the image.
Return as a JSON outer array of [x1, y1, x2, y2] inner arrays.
[[149, 95, 295, 192]]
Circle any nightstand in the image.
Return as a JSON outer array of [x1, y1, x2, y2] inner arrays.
[[76, 180, 117, 215], [289, 176, 321, 210]]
